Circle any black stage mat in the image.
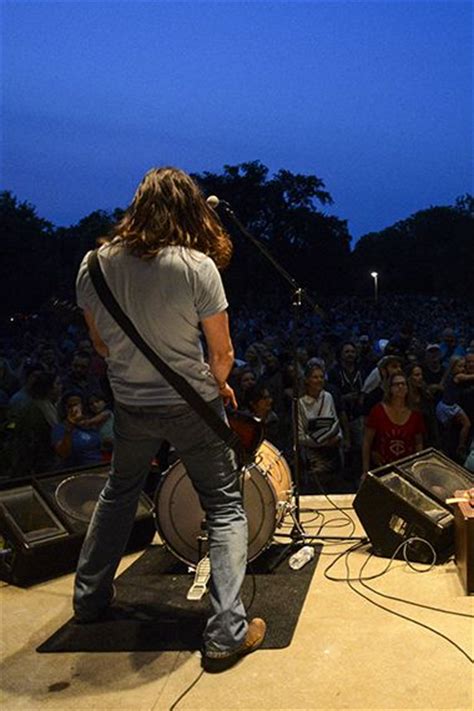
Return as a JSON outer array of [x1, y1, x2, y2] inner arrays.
[[37, 543, 320, 653]]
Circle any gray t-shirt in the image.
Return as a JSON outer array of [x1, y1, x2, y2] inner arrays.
[[76, 242, 228, 406]]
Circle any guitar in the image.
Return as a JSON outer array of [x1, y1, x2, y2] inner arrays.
[[228, 411, 264, 457]]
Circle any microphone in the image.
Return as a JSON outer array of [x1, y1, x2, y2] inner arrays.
[[206, 195, 231, 210]]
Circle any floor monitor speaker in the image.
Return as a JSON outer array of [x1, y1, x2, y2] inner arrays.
[[353, 449, 473, 564], [0, 464, 155, 586]]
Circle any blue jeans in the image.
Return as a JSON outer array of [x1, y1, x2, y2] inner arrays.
[[73, 398, 248, 653]]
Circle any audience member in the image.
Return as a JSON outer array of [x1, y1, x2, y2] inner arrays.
[[436, 356, 471, 462], [357, 335, 378, 378], [0, 357, 19, 397], [52, 392, 103, 468], [422, 344, 445, 403], [87, 393, 115, 459], [459, 352, 474, 438], [362, 372, 425, 475], [7, 371, 61, 477], [232, 367, 257, 406], [464, 438, 474, 473], [439, 327, 465, 368], [327, 342, 364, 485], [361, 355, 403, 416], [406, 362, 439, 447], [60, 351, 101, 401], [7, 360, 44, 415], [387, 321, 415, 361], [298, 364, 343, 492], [242, 383, 281, 449], [259, 351, 286, 418]]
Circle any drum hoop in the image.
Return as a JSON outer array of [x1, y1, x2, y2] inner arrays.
[[154, 461, 206, 566]]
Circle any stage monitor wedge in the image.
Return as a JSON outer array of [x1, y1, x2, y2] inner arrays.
[[0, 464, 155, 586], [353, 449, 473, 564]]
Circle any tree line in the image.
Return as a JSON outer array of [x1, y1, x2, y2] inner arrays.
[[0, 161, 472, 317]]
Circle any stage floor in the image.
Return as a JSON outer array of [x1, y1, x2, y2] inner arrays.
[[1, 495, 472, 711]]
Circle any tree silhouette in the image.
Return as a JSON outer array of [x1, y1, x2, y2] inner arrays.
[[352, 197, 474, 297], [0, 191, 55, 316], [193, 161, 351, 304], [1, 174, 471, 319]]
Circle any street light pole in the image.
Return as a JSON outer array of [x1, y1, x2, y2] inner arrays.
[[370, 271, 379, 304]]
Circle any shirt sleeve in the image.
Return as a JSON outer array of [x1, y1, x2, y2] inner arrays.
[[194, 257, 228, 320], [76, 251, 97, 311]]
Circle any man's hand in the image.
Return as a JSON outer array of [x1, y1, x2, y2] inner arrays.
[[218, 382, 238, 410]]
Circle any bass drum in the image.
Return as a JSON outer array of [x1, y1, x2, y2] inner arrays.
[[154, 440, 292, 566]]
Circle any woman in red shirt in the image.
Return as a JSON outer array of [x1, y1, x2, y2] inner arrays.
[[362, 372, 425, 475]]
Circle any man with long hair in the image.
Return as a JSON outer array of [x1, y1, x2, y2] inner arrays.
[[73, 167, 266, 672]]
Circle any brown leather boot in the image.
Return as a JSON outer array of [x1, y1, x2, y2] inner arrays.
[[202, 618, 267, 673]]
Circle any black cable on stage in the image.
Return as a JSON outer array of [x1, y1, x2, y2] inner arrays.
[[168, 665, 205, 711], [316, 476, 357, 527], [295, 489, 368, 547], [324, 539, 474, 664], [324, 540, 369, 580], [345, 549, 473, 664], [295, 471, 360, 540], [358, 548, 474, 619]]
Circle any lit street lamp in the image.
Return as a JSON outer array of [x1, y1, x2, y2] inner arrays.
[[370, 271, 379, 304]]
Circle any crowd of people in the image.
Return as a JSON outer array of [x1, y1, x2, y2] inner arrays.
[[1, 294, 473, 492]]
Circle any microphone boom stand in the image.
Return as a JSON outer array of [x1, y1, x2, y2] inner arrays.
[[219, 202, 322, 551]]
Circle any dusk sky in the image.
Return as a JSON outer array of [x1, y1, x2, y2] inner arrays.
[[2, 0, 472, 244]]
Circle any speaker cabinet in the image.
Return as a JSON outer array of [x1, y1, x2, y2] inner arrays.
[[353, 449, 474, 564], [0, 464, 155, 586]]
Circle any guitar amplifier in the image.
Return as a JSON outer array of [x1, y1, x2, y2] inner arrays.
[[453, 490, 474, 595]]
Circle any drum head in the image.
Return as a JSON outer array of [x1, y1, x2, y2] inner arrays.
[[155, 460, 279, 566]]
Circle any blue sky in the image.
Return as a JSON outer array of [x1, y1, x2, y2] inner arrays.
[[1, 0, 472, 243]]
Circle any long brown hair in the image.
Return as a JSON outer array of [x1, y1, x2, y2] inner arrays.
[[105, 167, 232, 269]]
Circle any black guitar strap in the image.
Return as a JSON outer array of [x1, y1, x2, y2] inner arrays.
[[87, 249, 244, 460]]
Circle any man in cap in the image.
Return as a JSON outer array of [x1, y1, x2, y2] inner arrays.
[[439, 328, 465, 368], [422, 344, 445, 403]]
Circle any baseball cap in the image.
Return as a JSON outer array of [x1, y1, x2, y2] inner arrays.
[[425, 343, 441, 351]]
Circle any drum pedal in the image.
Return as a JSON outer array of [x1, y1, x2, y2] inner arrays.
[[186, 555, 211, 601]]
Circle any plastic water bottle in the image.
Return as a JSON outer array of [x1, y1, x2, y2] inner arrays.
[[288, 545, 315, 570]]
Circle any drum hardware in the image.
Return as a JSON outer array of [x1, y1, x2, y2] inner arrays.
[[242, 467, 252, 482], [196, 518, 209, 562], [187, 554, 211, 601], [214, 198, 321, 540]]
